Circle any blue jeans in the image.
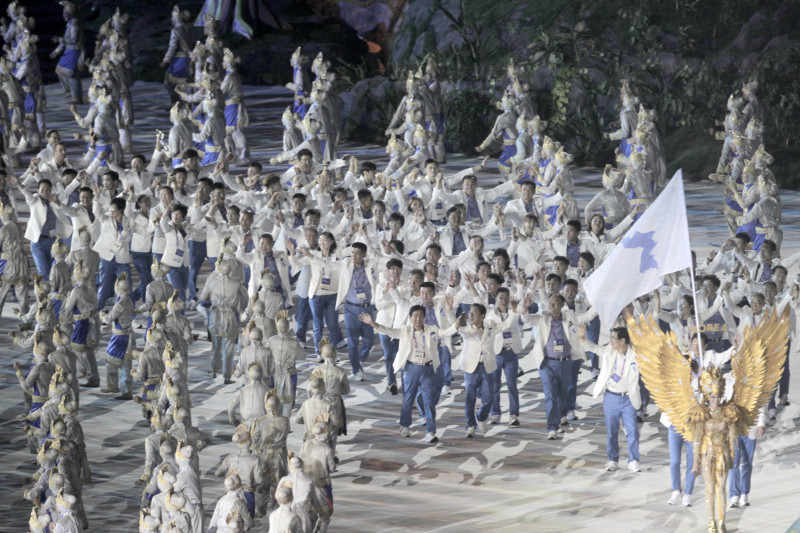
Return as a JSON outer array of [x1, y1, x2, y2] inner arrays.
[[668, 425, 695, 493], [131, 251, 153, 303], [167, 265, 189, 301], [206, 255, 217, 272], [417, 346, 446, 414], [439, 345, 452, 386], [603, 391, 639, 462], [491, 349, 520, 416], [729, 435, 757, 497], [769, 340, 791, 409], [343, 303, 374, 376], [400, 362, 437, 433], [295, 296, 312, 343], [380, 334, 400, 385], [539, 358, 572, 431], [567, 358, 582, 411], [310, 293, 342, 354], [31, 236, 55, 280], [187, 240, 207, 301], [97, 258, 131, 309], [464, 363, 493, 428], [586, 316, 601, 371]]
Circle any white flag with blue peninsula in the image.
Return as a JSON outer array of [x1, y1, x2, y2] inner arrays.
[[584, 170, 692, 326]]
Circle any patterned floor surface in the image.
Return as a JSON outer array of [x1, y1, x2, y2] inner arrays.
[[0, 82, 799, 532]]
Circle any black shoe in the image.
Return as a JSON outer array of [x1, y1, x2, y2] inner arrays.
[[114, 394, 133, 401], [223, 378, 234, 384], [389, 383, 398, 395], [81, 381, 100, 388]]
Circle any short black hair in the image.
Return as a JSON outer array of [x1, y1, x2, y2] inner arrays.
[[386, 258, 403, 270], [566, 219, 581, 232], [579, 251, 595, 268], [409, 304, 426, 317], [420, 281, 436, 291], [389, 239, 404, 254], [351, 242, 367, 253], [110, 197, 126, 212], [360, 161, 376, 172], [172, 203, 188, 217], [612, 327, 630, 344], [470, 303, 487, 316], [182, 149, 199, 159], [296, 148, 313, 160], [103, 170, 120, 182]]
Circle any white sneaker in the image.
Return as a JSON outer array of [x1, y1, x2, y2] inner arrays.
[[442, 385, 451, 395], [668, 490, 681, 505], [509, 414, 520, 427], [424, 432, 438, 443], [605, 461, 618, 472], [355, 370, 365, 381], [400, 426, 411, 437], [682, 493, 692, 507], [567, 410, 577, 421], [547, 430, 558, 440], [478, 418, 488, 434], [627, 460, 641, 473], [729, 496, 739, 508], [186, 299, 198, 310], [416, 417, 427, 427], [779, 394, 790, 406], [740, 494, 749, 506], [768, 408, 777, 420], [466, 426, 476, 438], [489, 414, 500, 424], [336, 339, 348, 349]]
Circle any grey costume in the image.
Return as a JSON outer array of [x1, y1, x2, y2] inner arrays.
[[228, 379, 269, 425], [0, 217, 29, 316], [198, 268, 247, 380], [251, 410, 290, 516], [266, 333, 305, 417]]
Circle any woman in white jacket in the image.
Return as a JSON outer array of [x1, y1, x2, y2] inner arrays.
[[287, 231, 344, 356]]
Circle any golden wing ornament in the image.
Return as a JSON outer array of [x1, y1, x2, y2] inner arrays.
[[625, 312, 707, 441], [730, 306, 790, 435]]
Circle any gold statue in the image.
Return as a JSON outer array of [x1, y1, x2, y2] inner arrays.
[[625, 308, 789, 533]]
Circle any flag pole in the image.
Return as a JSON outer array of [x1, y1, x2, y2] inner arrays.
[[687, 258, 705, 368], [684, 193, 704, 368]]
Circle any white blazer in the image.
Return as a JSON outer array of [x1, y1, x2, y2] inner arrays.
[[455, 313, 518, 374], [160, 217, 191, 268], [19, 189, 70, 243], [487, 307, 528, 354], [375, 323, 458, 373], [237, 247, 291, 298], [589, 342, 642, 410], [60, 202, 102, 249], [527, 311, 587, 369]]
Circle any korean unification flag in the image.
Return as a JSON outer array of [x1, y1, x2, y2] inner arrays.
[[584, 170, 692, 327]]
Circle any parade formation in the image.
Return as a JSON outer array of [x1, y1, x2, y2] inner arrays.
[[0, 3, 794, 533]]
